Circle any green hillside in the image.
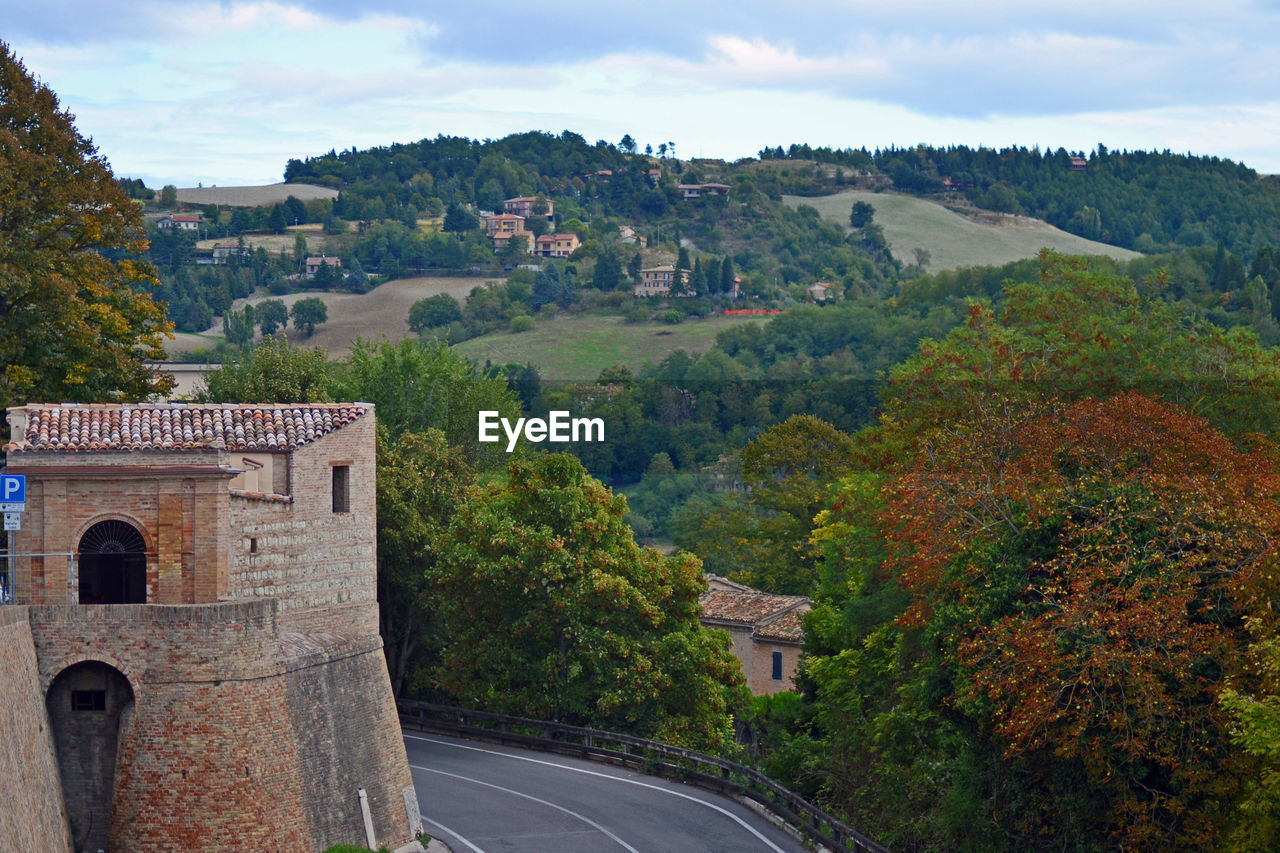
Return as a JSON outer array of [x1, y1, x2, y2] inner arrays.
[[784, 190, 1139, 273], [451, 313, 763, 381]]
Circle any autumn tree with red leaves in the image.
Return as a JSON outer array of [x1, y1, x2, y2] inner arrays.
[[797, 252, 1280, 851]]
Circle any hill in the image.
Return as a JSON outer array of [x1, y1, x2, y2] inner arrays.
[[784, 190, 1139, 272], [175, 183, 338, 207]]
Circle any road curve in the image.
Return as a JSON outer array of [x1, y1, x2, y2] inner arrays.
[[405, 732, 809, 853]]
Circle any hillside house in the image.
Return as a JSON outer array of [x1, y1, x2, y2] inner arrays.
[[305, 255, 342, 278], [618, 225, 648, 248], [484, 213, 526, 236], [699, 576, 808, 694], [504, 196, 554, 219], [492, 230, 534, 253], [211, 241, 246, 264], [1070, 155, 1088, 171], [806, 281, 833, 302], [534, 233, 581, 258], [157, 214, 200, 231], [679, 183, 731, 200], [633, 264, 695, 298]]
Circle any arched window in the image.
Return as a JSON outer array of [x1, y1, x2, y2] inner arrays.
[[78, 520, 147, 604]]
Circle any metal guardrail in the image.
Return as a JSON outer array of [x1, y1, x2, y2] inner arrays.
[[398, 700, 890, 853]]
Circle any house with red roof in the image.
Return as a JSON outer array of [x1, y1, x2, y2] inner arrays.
[[157, 214, 200, 231], [699, 575, 809, 694]]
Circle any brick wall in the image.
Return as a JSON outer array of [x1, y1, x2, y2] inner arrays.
[[0, 607, 73, 853], [286, 645, 418, 849], [27, 603, 416, 852], [9, 449, 232, 607]]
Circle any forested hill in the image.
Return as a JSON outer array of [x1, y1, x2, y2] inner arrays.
[[284, 134, 1280, 264], [767, 142, 1280, 261]]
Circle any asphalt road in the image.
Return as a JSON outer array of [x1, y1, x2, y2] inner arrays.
[[405, 732, 810, 853]]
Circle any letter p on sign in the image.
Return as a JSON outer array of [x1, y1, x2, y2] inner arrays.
[[1, 474, 25, 504]]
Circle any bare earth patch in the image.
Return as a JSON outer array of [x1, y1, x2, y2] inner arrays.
[[174, 183, 338, 207]]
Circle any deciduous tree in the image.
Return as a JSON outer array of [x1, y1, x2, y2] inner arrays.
[[0, 42, 173, 411], [433, 454, 747, 750], [290, 296, 328, 337]]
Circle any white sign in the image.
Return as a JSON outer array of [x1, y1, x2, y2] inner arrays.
[[3, 512, 20, 531], [0, 503, 24, 513]]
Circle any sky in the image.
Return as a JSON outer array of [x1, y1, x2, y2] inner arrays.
[[6, 1, 1280, 187]]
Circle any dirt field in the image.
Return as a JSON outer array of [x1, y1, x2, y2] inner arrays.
[[165, 276, 493, 358], [196, 224, 329, 254], [175, 183, 338, 207]]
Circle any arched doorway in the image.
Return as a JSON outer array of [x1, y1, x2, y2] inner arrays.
[[78, 519, 147, 604], [46, 661, 134, 853]]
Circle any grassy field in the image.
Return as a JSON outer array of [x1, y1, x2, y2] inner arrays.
[[784, 190, 1139, 272], [175, 183, 338, 207], [452, 313, 765, 380], [166, 276, 486, 358]]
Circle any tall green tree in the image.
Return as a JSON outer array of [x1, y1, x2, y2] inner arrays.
[[377, 427, 475, 698], [433, 454, 747, 750], [0, 42, 173, 411], [327, 337, 520, 469], [290, 296, 328, 337], [407, 294, 463, 335], [255, 298, 288, 336], [195, 334, 331, 403]]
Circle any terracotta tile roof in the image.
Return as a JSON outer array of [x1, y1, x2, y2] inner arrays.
[[699, 575, 809, 644], [6, 403, 368, 453], [699, 588, 808, 626], [756, 608, 806, 643]]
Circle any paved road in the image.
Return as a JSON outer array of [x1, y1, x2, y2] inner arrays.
[[405, 732, 809, 853]]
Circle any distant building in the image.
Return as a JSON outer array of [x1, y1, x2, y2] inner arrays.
[[806, 281, 833, 302], [504, 196, 554, 219], [492, 230, 534, 254], [1070, 156, 1088, 171], [679, 183, 731, 200], [305, 255, 341, 278], [618, 225, 648, 248], [634, 264, 695, 298], [534, 233, 581, 258], [211, 241, 246, 264], [484, 213, 526, 236], [157, 214, 200, 231], [699, 576, 809, 694]]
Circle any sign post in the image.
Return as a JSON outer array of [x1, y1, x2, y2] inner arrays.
[[1, 475, 24, 603]]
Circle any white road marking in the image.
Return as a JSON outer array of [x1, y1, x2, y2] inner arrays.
[[412, 764, 641, 852], [405, 733, 788, 853], [420, 814, 486, 853]]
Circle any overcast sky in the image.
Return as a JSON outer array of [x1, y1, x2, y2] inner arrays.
[[7, 1, 1280, 187]]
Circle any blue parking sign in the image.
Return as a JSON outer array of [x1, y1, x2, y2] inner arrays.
[[1, 474, 25, 505]]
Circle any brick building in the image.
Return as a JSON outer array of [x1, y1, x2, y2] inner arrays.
[[699, 575, 809, 694], [1, 402, 420, 852]]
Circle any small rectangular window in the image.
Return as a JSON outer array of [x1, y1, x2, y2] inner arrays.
[[71, 690, 106, 711], [771, 651, 783, 681], [332, 465, 350, 513]]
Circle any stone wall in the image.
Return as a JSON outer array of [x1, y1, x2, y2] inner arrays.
[[0, 607, 72, 852], [228, 412, 378, 635], [27, 602, 416, 853]]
